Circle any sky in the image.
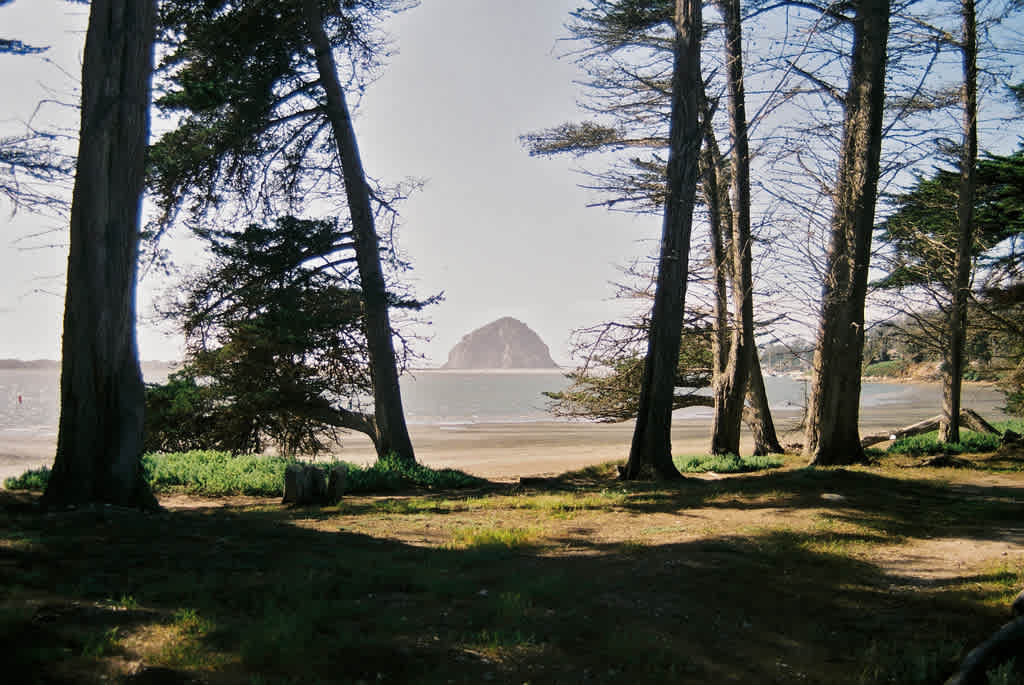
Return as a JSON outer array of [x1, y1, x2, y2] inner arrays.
[[0, 0, 659, 365], [2, 1, 1020, 366]]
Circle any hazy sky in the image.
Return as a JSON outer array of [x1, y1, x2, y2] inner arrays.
[[0, 0, 658, 365]]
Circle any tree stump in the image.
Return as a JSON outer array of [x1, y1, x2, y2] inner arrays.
[[282, 464, 327, 505], [326, 464, 347, 503]]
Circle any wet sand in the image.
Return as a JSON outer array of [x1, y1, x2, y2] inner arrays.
[[0, 381, 1010, 484]]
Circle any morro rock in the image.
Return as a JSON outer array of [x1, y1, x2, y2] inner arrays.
[[442, 318, 559, 370]]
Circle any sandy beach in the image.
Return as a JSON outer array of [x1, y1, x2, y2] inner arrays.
[[1, 380, 1012, 485]]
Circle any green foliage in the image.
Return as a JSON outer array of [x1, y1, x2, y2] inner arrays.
[[1001, 357, 1024, 416], [862, 360, 910, 377], [4, 452, 484, 496], [144, 370, 219, 453], [885, 418, 1024, 455], [675, 453, 784, 473], [546, 324, 713, 421], [875, 149, 1024, 292], [888, 432, 1001, 456], [346, 453, 485, 493], [151, 0, 408, 225], [3, 467, 51, 491], [143, 451, 289, 496]]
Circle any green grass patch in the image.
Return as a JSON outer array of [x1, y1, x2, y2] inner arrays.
[[4, 450, 484, 496], [448, 525, 540, 550], [675, 452, 784, 473], [863, 360, 910, 377], [3, 467, 51, 491], [887, 420, 1024, 457]]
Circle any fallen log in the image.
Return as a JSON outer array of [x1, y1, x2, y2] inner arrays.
[[860, 408, 1001, 448]]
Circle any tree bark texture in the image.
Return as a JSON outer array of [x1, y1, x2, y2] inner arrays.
[[302, 0, 416, 464], [624, 0, 702, 480], [43, 0, 158, 509], [804, 0, 890, 466], [746, 357, 783, 455], [710, 0, 755, 456], [701, 86, 782, 457], [699, 95, 731, 386], [940, 0, 978, 445]]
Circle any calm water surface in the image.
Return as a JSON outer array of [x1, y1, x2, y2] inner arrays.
[[0, 366, 1010, 434]]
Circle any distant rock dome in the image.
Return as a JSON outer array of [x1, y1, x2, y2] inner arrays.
[[442, 317, 559, 370]]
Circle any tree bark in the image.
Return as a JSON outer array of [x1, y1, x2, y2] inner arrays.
[[805, 0, 890, 466], [301, 0, 416, 464], [43, 0, 158, 510], [624, 0, 702, 480], [940, 0, 978, 445], [746, 356, 783, 454], [709, 0, 755, 456]]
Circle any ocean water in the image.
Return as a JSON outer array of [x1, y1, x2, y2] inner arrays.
[[0, 365, 1010, 434]]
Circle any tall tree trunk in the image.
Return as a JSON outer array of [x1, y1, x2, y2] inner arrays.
[[701, 88, 783, 457], [939, 0, 978, 445], [43, 0, 158, 509], [805, 0, 890, 466], [699, 95, 731, 387], [623, 0, 702, 480], [302, 0, 415, 464], [747, 356, 783, 454], [710, 0, 755, 456]]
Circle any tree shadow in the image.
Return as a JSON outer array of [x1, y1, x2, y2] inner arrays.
[[2, 481, 1019, 684]]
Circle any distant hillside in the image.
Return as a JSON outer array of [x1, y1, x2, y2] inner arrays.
[[442, 318, 559, 370]]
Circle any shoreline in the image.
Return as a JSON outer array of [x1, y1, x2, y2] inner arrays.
[[2, 378, 1013, 484]]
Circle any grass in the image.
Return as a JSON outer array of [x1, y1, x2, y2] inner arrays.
[[863, 359, 910, 377], [675, 452, 785, 473], [3, 461, 1024, 683], [887, 418, 1024, 457], [3, 450, 484, 496]]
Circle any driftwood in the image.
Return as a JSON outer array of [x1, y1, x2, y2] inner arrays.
[[860, 408, 1000, 448]]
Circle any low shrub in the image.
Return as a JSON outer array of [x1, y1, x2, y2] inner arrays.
[[3, 451, 484, 496], [3, 467, 51, 491], [863, 360, 910, 378], [674, 453, 784, 473]]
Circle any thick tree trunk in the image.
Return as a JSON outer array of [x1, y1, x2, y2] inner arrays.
[[940, 0, 978, 445], [43, 0, 158, 510], [747, 356, 783, 455], [302, 0, 415, 464], [624, 0, 702, 480], [805, 0, 890, 466], [710, 0, 754, 456]]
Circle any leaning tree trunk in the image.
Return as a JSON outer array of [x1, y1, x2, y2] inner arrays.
[[623, 0, 703, 480], [805, 0, 890, 466], [302, 0, 416, 464], [43, 0, 158, 509], [709, 0, 755, 456], [940, 0, 978, 445]]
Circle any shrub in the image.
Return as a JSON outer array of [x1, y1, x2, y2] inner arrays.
[[3, 452, 484, 497], [674, 453, 784, 473], [3, 467, 51, 491], [863, 360, 910, 378]]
